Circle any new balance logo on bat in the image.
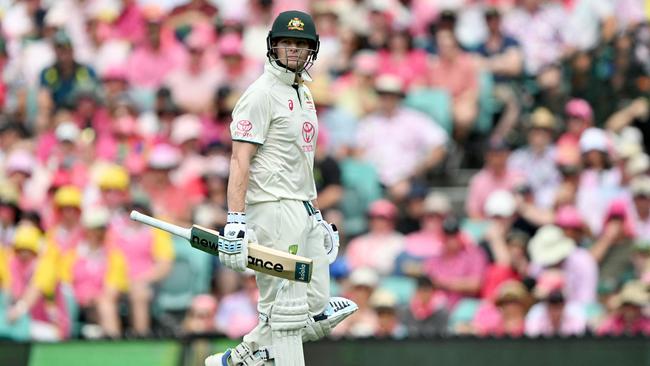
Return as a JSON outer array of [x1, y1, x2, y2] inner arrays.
[[249, 256, 284, 272], [191, 235, 219, 254]]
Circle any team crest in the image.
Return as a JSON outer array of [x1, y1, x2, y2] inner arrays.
[[287, 17, 304, 31]]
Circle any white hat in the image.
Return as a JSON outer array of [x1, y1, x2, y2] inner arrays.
[[370, 289, 397, 309], [617, 141, 642, 160], [484, 190, 516, 218], [528, 225, 576, 267], [55, 122, 80, 142], [82, 206, 111, 229], [171, 114, 202, 145], [423, 192, 451, 215], [579, 127, 608, 153], [349, 267, 379, 288], [630, 175, 650, 197], [626, 153, 649, 177]]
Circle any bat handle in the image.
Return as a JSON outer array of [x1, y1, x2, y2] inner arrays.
[[129, 210, 192, 240]]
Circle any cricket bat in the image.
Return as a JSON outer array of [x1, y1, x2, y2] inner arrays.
[[129, 211, 312, 283]]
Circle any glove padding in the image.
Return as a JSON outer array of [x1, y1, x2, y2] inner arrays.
[[314, 210, 339, 264], [218, 212, 252, 272]]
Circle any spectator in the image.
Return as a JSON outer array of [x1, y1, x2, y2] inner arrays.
[[401, 275, 448, 337], [214, 34, 260, 94], [44, 186, 84, 254], [474, 7, 523, 142], [107, 201, 174, 336], [37, 31, 98, 122], [332, 267, 380, 338], [126, 10, 186, 91], [597, 281, 650, 336], [424, 216, 487, 310], [508, 107, 561, 208], [370, 289, 408, 339], [169, 114, 207, 200], [576, 128, 622, 235], [528, 225, 598, 305], [502, 0, 566, 75], [313, 129, 343, 216], [552, 144, 583, 209], [182, 294, 219, 335], [376, 30, 429, 88], [480, 191, 534, 298], [554, 205, 589, 247], [5, 224, 70, 340], [557, 99, 594, 151], [332, 51, 379, 118], [356, 75, 448, 200], [140, 144, 194, 223], [396, 192, 451, 275], [345, 199, 404, 276], [591, 199, 637, 293], [525, 270, 587, 337], [164, 33, 221, 115], [466, 139, 523, 219], [0, 185, 21, 248], [473, 280, 530, 337], [628, 176, 650, 241], [429, 29, 479, 141], [60, 207, 126, 339], [214, 271, 258, 339]]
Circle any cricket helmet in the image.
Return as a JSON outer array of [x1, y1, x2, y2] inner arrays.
[[266, 10, 319, 71]]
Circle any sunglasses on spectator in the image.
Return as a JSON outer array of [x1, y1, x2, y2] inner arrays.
[[368, 214, 395, 220], [189, 310, 213, 319]]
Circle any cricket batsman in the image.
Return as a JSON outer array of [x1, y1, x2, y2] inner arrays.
[[205, 10, 357, 366]]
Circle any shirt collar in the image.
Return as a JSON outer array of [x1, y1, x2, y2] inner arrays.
[[264, 60, 312, 86]]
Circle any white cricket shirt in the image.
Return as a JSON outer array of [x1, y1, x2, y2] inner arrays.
[[230, 61, 319, 204]]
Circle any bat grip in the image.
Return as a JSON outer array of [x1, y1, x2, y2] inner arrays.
[[129, 210, 191, 240]]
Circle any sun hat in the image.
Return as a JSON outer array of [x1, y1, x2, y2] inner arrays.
[[528, 225, 576, 267]]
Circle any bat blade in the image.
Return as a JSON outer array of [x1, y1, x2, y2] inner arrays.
[[192, 225, 312, 283]]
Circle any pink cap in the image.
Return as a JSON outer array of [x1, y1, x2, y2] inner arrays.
[[219, 33, 243, 56], [102, 65, 127, 81], [554, 205, 583, 229], [555, 144, 581, 166], [368, 199, 398, 219], [534, 270, 565, 298], [6, 150, 35, 175], [352, 51, 378, 75], [565, 98, 593, 121]]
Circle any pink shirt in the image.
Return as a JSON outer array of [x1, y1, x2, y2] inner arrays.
[[525, 302, 587, 337], [70, 246, 109, 307], [473, 301, 525, 337], [377, 50, 430, 88], [126, 44, 187, 89], [597, 314, 650, 336], [576, 168, 623, 235], [465, 169, 524, 219], [357, 107, 448, 186], [345, 232, 405, 276], [429, 53, 479, 99], [424, 235, 487, 309], [403, 229, 443, 258], [108, 216, 156, 281]]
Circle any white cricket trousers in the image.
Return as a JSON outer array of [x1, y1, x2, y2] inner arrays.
[[241, 199, 330, 356]]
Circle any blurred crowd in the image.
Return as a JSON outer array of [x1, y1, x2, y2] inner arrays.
[[0, 0, 649, 341]]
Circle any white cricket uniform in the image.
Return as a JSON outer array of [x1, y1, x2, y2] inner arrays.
[[230, 60, 330, 356]]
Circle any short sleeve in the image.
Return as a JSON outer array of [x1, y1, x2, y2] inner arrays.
[[33, 254, 59, 297], [230, 88, 271, 145], [106, 250, 129, 292], [0, 248, 8, 290], [152, 229, 174, 262]]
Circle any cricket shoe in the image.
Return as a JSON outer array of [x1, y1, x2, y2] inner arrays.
[[302, 296, 358, 342], [205, 349, 231, 366]]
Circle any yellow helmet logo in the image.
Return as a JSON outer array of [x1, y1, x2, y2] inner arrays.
[[287, 17, 304, 31]]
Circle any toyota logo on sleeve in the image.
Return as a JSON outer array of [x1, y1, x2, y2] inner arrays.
[[302, 122, 315, 143], [237, 120, 253, 132]]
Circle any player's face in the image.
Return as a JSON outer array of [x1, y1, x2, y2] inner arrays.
[[275, 38, 312, 70]]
